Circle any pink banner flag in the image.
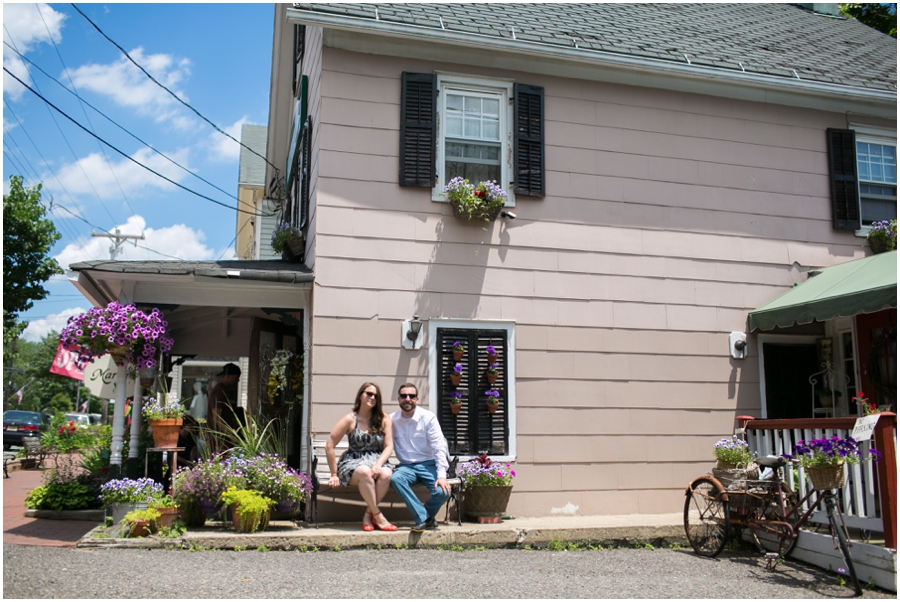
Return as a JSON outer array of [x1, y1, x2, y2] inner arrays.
[[49, 342, 85, 381]]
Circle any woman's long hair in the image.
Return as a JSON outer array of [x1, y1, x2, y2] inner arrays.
[[352, 382, 385, 434]]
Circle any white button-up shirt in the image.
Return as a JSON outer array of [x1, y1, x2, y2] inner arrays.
[[390, 406, 449, 479]]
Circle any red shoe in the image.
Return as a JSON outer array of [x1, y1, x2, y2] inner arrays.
[[371, 511, 397, 532], [362, 511, 375, 532]]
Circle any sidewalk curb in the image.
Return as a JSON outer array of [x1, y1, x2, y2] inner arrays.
[[25, 509, 105, 521]]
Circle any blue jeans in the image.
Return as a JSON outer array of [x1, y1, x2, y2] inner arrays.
[[390, 460, 450, 524]]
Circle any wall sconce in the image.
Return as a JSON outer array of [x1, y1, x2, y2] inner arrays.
[[729, 332, 747, 360], [402, 315, 423, 350]]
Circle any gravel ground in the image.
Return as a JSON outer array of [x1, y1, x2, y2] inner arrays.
[[3, 544, 893, 599]]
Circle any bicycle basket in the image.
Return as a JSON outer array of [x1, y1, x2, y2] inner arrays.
[[712, 462, 759, 490]]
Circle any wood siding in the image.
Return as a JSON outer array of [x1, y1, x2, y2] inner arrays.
[[306, 47, 891, 517]]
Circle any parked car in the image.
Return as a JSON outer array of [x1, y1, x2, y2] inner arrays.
[[3, 411, 47, 449], [65, 413, 91, 426]]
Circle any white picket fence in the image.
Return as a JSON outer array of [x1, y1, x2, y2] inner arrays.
[[744, 425, 887, 534]]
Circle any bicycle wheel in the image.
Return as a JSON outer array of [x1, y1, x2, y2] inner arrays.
[[684, 477, 729, 557], [825, 495, 862, 596], [754, 483, 800, 558]]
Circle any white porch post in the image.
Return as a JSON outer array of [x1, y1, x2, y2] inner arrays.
[[129, 382, 144, 460], [109, 365, 128, 476]]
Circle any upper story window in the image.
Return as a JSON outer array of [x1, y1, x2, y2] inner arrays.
[[856, 138, 897, 226], [434, 75, 513, 204]]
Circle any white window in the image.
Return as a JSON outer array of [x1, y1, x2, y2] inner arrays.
[[433, 74, 515, 205], [851, 125, 897, 229]]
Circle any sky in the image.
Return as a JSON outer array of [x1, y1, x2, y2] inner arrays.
[[3, 2, 274, 342]]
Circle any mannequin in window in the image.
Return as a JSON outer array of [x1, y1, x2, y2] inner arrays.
[[188, 382, 207, 421]]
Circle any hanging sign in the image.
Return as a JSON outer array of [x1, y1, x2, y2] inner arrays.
[[49, 343, 85, 381], [851, 414, 880, 442], [83, 355, 135, 398]]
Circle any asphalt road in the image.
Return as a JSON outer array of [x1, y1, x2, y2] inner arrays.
[[3, 544, 892, 599]]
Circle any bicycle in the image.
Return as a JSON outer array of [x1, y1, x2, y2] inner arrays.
[[683, 454, 862, 596]]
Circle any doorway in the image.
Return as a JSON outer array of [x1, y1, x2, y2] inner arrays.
[[762, 343, 819, 419]]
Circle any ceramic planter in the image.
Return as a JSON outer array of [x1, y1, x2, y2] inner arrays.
[[453, 349, 464, 361], [450, 373, 462, 386], [450, 403, 462, 415], [127, 519, 151, 538], [149, 418, 182, 448], [153, 506, 179, 530], [486, 372, 497, 384], [487, 402, 499, 414]]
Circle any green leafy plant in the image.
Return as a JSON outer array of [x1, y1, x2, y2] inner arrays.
[[713, 436, 752, 465], [24, 482, 92, 511], [256, 545, 270, 552], [157, 520, 186, 539], [866, 219, 897, 251], [443, 177, 507, 222], [220, 486, 274, 534], [271, 222, 301, 253]]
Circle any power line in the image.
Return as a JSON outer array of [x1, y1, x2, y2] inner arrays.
[[4, 23, 118, 227], [71, 3, 280, 175], [37, 3, 138, 220], [5, 67, 268, 218], [4, 41, 245, 205]]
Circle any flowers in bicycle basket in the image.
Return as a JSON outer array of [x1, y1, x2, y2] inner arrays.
[[713, 436, 752, 465], [852, 391, 879, 416], [784, 436, 882, 468]]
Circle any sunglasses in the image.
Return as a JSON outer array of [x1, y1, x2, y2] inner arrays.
[[399, 393, 418, 400], [362, 391, 377, 398]]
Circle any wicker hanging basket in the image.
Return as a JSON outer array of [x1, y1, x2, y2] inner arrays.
[[807, 463, 846, 490]]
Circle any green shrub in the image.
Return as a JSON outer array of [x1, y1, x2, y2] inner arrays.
[[24, 481, 94, 511]]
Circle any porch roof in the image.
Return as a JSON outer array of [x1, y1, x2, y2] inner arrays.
[[748, 251, 897, 332], [69, 259, 313, 284]]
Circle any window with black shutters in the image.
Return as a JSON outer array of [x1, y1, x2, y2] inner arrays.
[[828, 127, 897, 230], [399, 73, 544, 204], [433, 325, 514, 458]]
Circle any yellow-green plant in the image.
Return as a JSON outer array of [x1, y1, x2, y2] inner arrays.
[[220, 486, 274, 534]]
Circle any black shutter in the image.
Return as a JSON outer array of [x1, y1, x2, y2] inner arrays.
[[436, 328, 508, 456], [298, 115, 312, 230], [292, 25, 306, 98], [827, 128, 860, 230], [514, 83, 545, 197], [399, 72, 436, 187]]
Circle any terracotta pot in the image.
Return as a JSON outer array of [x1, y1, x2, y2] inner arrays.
[[453, 350, 464, 361], [153, 506, 179, 530], [486, 372, 497, 384], [128, 519, 151, 538], [487, 353, 498, 363], [487, 401, 499, 414], [230, 503, 270, 533], [450, 403, 462, 415], [149, 418, 182, 448], [450, 374, 462, 386]]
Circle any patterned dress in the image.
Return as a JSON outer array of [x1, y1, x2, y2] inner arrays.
[[336, 414, 393, 487]]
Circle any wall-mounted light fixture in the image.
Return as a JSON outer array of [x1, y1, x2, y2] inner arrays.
[[729, 332, 747, 360], [402, 315, 423, 350], [500, 210, 516, 219]]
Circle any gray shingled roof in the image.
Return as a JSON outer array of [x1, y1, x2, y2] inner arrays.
[[291, 3, 897, 92], [70, 260, 313, 284]]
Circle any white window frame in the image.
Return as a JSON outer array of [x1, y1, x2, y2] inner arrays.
[[427, 318, 516, 462], [432, 73, 516, 206], [850, 124, 896, 236]]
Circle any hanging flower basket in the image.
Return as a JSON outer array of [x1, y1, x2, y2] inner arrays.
[[807, 464, 846, 491], [444, 178, 507, 223]]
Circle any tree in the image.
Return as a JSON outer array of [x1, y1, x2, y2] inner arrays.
[[840, 3, 898, 37], [3, 175, 63, 350]]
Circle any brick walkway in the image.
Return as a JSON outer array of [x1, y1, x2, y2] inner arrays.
[[3, 466, 97, 547]]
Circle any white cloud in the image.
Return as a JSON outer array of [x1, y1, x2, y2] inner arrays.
[[22, 306, 86, 342], [67, 48, 194, 127], [53, 215, 218, 269], [3, 4, 66, 101], [44, 146, 193, 198], [206, 117, 248, 162]]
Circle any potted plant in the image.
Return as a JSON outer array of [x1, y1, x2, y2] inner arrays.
[[814, 387, 842, 408], [223, 452, 312, 515], [459, 454, 516, 523], [142, 383, 186, 448], [866, 219, 896, 254], [485, 388, 500, 413], [452, 341, 465, 361], [450, 363, 463, 386], [852, 391, 879, 416], [443, 177, 507, 223], [99, 477, 165, 526], [220, 486, 275, 533], [485, 363, 498, 384], [787, 436, 882, 491], [59, 301, 174, 368], [173, 458, 232, 519], [122, 507, 161, 537], [712, 436, 752, 470], [449, 391, 463, 415], [271, 222, 304, 262], [148, 494, 179, 530], [485, 344, 498, 363]]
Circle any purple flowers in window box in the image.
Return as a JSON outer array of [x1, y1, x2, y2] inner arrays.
[[444, 177, 508, 223]]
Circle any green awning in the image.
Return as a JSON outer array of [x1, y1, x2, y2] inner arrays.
[[749, 251, 897, 332]]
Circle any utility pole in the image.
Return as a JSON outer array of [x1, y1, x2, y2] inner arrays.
[[91, 228, 144, 260]]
